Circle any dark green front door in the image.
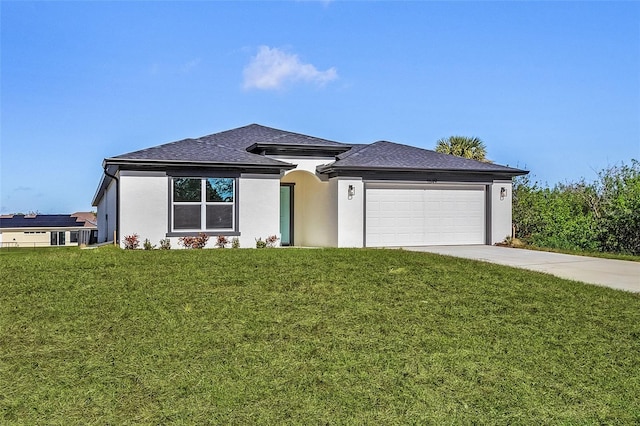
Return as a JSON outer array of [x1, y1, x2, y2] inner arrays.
[[280, 184, 294, 246]]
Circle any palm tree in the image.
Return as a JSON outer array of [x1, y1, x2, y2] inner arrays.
[[435, 136, 490, 162]]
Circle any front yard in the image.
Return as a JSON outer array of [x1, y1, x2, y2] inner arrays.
[[1, 247, 638, 423]]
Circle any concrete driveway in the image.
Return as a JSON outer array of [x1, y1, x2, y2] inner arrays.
[[403, 245, 640, 293]]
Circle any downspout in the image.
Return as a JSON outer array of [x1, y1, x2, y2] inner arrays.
[[103, 165, 120, 245]]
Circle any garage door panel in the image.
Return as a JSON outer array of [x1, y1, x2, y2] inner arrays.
[[366, 186, 485, 247]]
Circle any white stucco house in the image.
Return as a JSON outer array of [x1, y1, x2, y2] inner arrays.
[[92, 124, 527, 249]]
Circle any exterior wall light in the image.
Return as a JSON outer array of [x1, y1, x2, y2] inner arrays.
[[348, 184, 356, 199], [500, 187, 507, 200]]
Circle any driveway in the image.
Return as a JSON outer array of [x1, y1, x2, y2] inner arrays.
[[403, 245, 640, 293]]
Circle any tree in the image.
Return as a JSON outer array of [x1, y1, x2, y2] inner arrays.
[[512, 160, 640, 255], [435, 136, 489, 162], [597, 160, 640, 254]]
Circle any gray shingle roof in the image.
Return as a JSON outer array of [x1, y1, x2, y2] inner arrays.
[[95, 124, 528, 206], [104, 124, 526, 175], [108, 124, 348, 167], [199, 123, 348, 148], [320, 141, 526, 174], [110, 137, 290, 167]]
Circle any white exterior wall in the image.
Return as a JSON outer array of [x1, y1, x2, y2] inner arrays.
[[335, 178, 364, 247], [271, 156, 334, 176], [97, 179, 117, 243], [281, 170, 336, 247], [275, 156, 341, 247], [238, 174, 281, 248], [490, 180, 513, 244], [119, 171, 169, 248]]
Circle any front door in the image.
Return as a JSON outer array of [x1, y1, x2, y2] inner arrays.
[[280, 184, 294, 246]]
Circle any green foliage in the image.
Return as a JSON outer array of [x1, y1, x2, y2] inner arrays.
[[435, 136, 489, 162], [159, 238, 171, 250], [143, 238, 155, 250], [255, 236, 279, 248], [597, 160, 640, 254], [231, 237, 240, 248], [513, 160, 639, 255], [0, 248, 638, 423]]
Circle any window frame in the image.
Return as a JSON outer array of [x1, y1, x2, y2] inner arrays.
[[50, 231, 66, 246], [167, 176, 240, 236]]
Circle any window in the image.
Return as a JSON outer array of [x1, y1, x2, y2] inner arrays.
[[50, 231, 65, 246], [172, 177, 236, 232], [70, 231, 79, 243]]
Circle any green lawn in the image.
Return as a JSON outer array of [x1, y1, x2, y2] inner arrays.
[[522, 245, 640, 262], [1, 247, 638, 424]]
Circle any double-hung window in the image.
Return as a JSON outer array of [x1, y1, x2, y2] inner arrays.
[[172, 177, 236, 232]]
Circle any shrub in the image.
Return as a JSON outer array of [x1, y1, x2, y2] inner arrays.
[[265, 235, 280, 248], [256, 236, 279, 248], [159, 239, 171, 250], [178, 233, 209, 249], [215, 235, 229, 248], [597, 160, 640, 255], [512, 160, 640, 255], [231, 237, 240, 249], [143, 238, 156, 250], [123, 234, 139, 250]]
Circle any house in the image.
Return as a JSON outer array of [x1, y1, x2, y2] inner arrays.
[[92, 124, 527, 248], [0, 212, 98, 248]]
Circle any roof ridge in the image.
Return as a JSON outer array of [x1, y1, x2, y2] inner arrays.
[[245, 123, 350, 146]]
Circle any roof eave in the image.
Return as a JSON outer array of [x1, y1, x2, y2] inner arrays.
[[91, 175, 107, 207], [92, 158, 297, 206], [104, 157, 297, 170], [317, 164, 529, 177]]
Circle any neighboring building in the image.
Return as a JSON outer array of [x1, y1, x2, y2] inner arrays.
[[92, 124, 527, 249], [0, 212, 98, 248]]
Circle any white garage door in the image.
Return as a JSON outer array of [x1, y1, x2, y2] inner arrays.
[[366, 184, 486, 247]]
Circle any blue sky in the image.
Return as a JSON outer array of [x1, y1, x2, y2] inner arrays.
[[1, 1, 638, 214]]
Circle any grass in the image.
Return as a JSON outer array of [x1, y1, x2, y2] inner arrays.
[[498, 237, 640, 262], [1, 246, 639, 424], [523, 244, 640, 262]]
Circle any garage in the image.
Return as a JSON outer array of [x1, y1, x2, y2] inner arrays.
[[365, 184, 487, 247]]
